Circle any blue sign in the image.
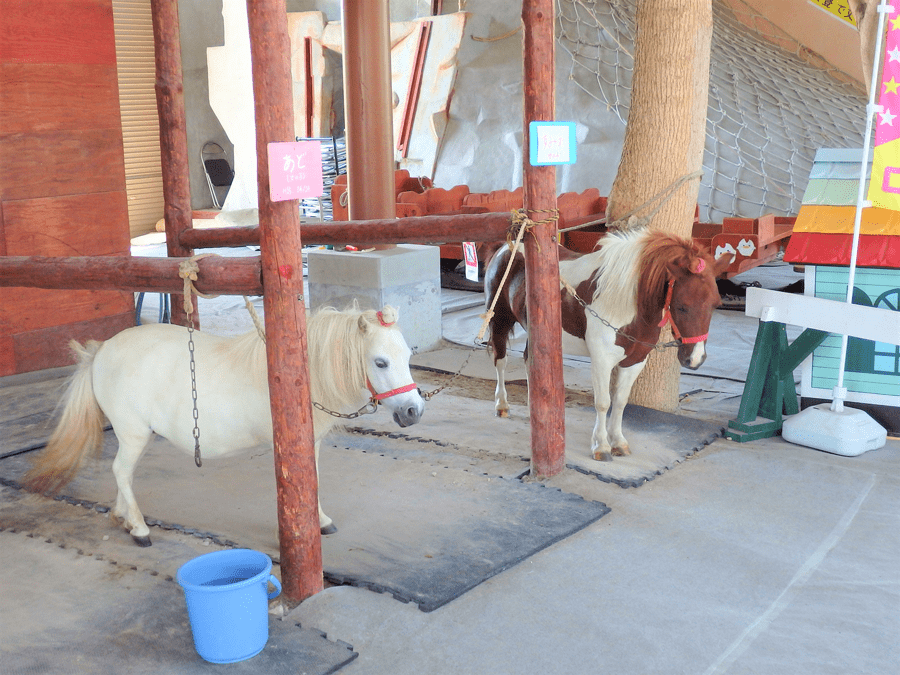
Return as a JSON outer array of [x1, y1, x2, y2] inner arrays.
[[529, 121, 577, 166]]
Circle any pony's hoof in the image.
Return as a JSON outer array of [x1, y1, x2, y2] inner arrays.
[[592, 451, 613, 462], [496, 409, 509, 418], [132, 534, 153, 547], [320, 523, 338, 535], [611, 447, 631, 457]]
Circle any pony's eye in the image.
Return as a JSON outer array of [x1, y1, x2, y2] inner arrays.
[[375, 358, 388, 369]]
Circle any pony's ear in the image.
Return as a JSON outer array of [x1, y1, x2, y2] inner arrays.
[[358, 314, 371, 334], [666, 256, 693, 279], [712, 251, 734, 277]]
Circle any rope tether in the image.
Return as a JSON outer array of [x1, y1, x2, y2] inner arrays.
[[177, 253, 221, 316], [476, 207, 559, 342], [476, 170, 702, 348]]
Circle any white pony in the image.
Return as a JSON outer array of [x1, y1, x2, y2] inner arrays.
[[24, 305, 425, 546]]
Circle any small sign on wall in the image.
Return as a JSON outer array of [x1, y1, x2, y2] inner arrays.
[[267, 140, 323, 202], [462, 242, 479, 281], [529, 121, 577, 166]]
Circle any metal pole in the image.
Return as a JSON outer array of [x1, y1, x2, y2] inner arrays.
[[246, 0, 323, 602], [522, 0, 566, 477]]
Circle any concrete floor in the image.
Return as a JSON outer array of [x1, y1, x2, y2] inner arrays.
[[2, 257, 898, 674], [289, 430, 899, 675]]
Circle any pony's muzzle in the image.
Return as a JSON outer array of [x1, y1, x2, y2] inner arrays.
[[393, 398, 424, 427], [678, 341, 707, 370]]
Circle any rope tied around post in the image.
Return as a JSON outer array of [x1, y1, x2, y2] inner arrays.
[[477, 208, 560, 343], [177, 253, 221, 316], [507, 207, 559, 253]]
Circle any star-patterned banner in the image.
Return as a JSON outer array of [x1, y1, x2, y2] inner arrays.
[[868, 7, 900, 211]]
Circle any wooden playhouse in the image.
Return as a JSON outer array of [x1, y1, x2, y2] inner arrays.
[[783, 147, 900, 432]]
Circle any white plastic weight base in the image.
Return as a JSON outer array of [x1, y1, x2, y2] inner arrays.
[[782, 403, 887, 456]]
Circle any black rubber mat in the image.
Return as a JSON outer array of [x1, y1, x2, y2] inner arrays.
[[318, 446, 610, 612]]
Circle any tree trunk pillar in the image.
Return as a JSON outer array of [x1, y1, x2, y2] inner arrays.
[[605, 0, 712, 412]]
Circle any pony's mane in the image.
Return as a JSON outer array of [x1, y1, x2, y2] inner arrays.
[[220, 305, 398, 414], [221, 329, 268, 386], [635, 231, 702, 321], [590, 228, 699, 326], [306, 305, 394, 412]]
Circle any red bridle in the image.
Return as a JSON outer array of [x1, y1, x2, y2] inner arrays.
[[658, 278, 708, 345], [367, 380, 419, 401], [367, 311, 418, 400]]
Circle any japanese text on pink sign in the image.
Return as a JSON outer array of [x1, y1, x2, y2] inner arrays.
[[267, 141, 323, 202]]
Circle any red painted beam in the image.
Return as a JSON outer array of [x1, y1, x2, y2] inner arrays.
[[397, 21, 432, 158]]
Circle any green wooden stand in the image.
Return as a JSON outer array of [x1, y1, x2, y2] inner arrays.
[[726, 321, 829, 442]]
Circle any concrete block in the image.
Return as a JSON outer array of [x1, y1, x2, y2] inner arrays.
[[307, 245, 442, 353]]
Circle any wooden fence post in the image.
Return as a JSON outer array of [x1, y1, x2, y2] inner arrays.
[[522, 0, 566, 478], [247, 0, 323, 602], [150, 0, 197, 327]]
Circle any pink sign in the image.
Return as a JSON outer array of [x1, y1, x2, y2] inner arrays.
[[267, 141, 323, 202]]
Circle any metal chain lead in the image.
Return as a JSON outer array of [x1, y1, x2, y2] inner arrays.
[[418, 350, 475, 400], [313, 350, 476, 417], [187, 324, 202, 467], [313, 399, 378, 419], [560, 279, 681, 351]]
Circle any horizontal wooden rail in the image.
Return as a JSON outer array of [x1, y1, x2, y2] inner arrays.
[[179, 211, 516, 249], [0, 255, 264, 295], [0, 212, 516, 295], [746, 288, 900, 344]]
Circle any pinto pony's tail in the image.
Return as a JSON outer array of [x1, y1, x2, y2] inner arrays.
[[22, 340, 104, 495]]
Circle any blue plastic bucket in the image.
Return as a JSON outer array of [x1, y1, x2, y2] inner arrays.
[[176, 549, 281, 664]]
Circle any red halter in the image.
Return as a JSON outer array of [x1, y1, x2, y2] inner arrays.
[[369, 382, 419, 401], [658, 278, 708, 345], [367, 380, 419, 401], [367, 311, 417, 399]]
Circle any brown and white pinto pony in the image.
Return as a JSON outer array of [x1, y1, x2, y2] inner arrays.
[[484, 227, 731, 462]]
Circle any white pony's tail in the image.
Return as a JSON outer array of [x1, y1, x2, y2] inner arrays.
[[23, 340, 104, 495]]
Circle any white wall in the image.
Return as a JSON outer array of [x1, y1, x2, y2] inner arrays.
[[179, 0, 624, 210]]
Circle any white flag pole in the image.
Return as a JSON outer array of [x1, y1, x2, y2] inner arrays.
[[832, 0, 895, 412]]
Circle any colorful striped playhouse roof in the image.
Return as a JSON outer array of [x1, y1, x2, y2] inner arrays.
[[783, 148, 900, 268]]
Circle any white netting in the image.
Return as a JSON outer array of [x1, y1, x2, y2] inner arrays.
[[556, 0, 868, 223]]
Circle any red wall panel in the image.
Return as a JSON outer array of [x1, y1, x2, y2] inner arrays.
[[0, 0, 134, 376], [0, 0, 117, 65], [0, 128, 127, 201], [1, 63, 122, 134], [3, 192, 130, 256]]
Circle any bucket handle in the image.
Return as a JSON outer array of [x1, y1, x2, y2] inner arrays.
[[267, 574, 282, 600]]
